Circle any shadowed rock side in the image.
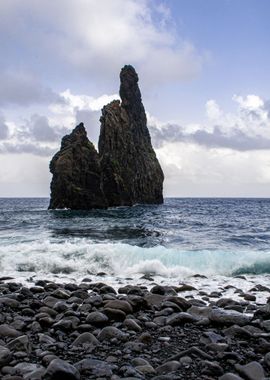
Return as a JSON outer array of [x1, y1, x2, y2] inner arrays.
[[99, 65, 164, 206], [49, 65, 164, 209], [49, 123, 107, 209]]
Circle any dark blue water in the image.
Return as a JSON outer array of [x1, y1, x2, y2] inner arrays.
[[0, 198, 270, 278]]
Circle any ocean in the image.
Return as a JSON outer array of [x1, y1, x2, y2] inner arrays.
[[1, 197, 270, 301]]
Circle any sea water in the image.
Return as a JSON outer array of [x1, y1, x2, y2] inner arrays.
[[0, 198, 270, 301]]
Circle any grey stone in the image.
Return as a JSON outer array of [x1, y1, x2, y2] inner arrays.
[[200, 331, 224, 344], [0, 345, 11, 367], [38, 334, 56, 345], [264, 352, 270, 368], [262, 320, 270, 332], [44, 358, 80, 380], [104, 307, 126, 321], [179, 356, 192, 365], [75, 358, 115, 377], [13, 362, 42, 376], [123, 319, 142, 332], [235, 361, 265, 380], [98, 326, 126, 341], [155, 361, 181, 374], [124, 341, 145, 352], [0, 324, 21, 338], [0, 297, 19, 308], [24, 367, 45, 380], [166, 312, 198, 326], [135, 364, 156, 375], [209, 308, 251, 326], [42, 355, 59, 366], [7, 335, 29, 352], [43, 296, 59, 308], [201, 360, 224, 376], [131, 358, 150, 367], [219, 373, 244, 380], [151, 285, 177, 296], [104, 300, 133, 313], [72, 332, 99, 347], [85, 311, 108, 326]]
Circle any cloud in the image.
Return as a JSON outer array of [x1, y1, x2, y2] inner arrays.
[[233, 95, 264, 110], [0, 113, 68, 156], [0, 154, 50, 197], [0, 115, 9, 140], [22, 114, 68, 142], [51, 89, 118, 143], [0, 70, 65, 107], [0, 142, 56, 157], [0, 0, 206, 86], [0, 90, 117, 156], [60, 90, 118, 112], [206, 100, 223, 120], [148, 93, 270, 196], [155, 141, 270, 197], [192, 127, 270, 151], [75, 109, 101, 144], [149, 94, 270, 151]]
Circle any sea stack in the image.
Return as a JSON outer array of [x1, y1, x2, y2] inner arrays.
[[48, 123, 107, 210], [49, 65, 164, 209]]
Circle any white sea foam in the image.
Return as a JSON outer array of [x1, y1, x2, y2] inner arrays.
[[1, 239, 270, 278], [1, 239, 270, 303]]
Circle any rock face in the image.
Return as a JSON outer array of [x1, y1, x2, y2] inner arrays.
[[49, 123, 107, 209], [49, 65, 164, 209]]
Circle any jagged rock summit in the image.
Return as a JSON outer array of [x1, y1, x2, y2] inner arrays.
[[49, 65, 164, 210]]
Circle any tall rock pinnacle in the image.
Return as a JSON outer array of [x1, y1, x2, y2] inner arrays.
[[99, 65, 164, 206], [49, 65, 164, 209]]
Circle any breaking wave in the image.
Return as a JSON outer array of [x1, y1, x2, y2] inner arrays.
[[1, 239, 270, 278]]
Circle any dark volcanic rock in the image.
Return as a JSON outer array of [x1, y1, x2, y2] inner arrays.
[[1, 279, 270, 380], [99, 65, 164, 206], [44, 358, 80, 380], [49, 123, 106, 209], [49, 65, 164, 210]]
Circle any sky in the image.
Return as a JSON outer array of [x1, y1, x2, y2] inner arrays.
[[0, 0, 270, 197]]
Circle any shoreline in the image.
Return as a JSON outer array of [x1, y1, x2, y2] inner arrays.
[[0, 277, 269, 379], [1, 271, 270, 304]]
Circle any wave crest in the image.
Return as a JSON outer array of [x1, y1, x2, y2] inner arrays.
[[1, 239, 270, 277]]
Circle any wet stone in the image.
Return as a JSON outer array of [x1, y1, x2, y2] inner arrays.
[[75, 358, 115, 377], [0, 345, 12, 367], [155, 361, 181, 375], [98, 326, 126, 342], [72, 332, 99, 347], [220, 373, 244, 380], [43, 358, 80, 380], [209, 308, 251, 326], [7, 335, 29, 352], [0, 325, 21, 338], [235, 361, 265, 380]]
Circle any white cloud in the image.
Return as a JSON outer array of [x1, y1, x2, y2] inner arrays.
[[0, 154, 50, 197], [0, 0, 205, 86], [206, 99, 222, 120], [146, 93, 270, 196], [150, 93, 270, 151], [156, 142, 270, 197], [233, 94, 264, 110], [59, 90, 119, 112], [50, 89, 119, 144], [0, 89, 118, 156]]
